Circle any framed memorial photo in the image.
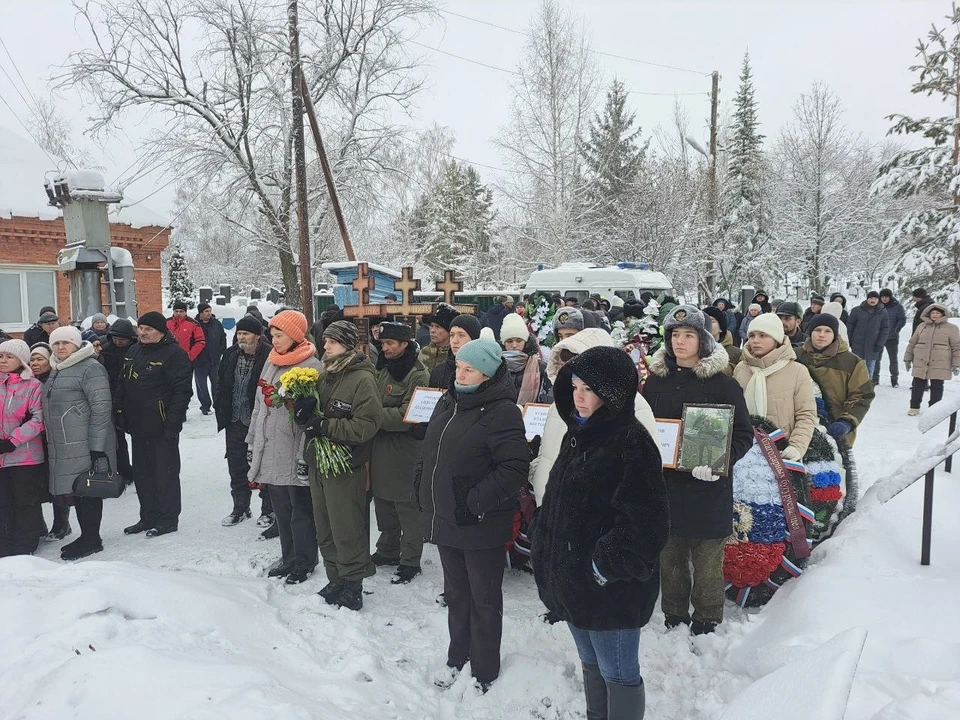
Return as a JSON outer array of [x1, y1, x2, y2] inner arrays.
[[677, 404, 735, 476], [402, 387, 445, 424]]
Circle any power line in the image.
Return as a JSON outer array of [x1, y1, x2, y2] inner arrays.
[[409, 40, 707, 97], [0, 35, 41, 108], [439, 8, 711, 76], [0, 91, 62, 170]]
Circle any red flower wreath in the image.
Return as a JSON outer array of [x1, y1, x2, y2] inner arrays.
[[723, 541, 785, 588]]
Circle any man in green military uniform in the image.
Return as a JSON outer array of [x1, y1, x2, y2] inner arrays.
[[369, 322, 431, 584], [418, 304, 460, 375], [295, 321, 383, 611]]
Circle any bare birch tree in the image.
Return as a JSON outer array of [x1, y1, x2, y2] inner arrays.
[[495, 0, 599, 269], [58, 0, 434, 305]]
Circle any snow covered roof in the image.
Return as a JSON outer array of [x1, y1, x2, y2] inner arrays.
[[321, 261, 402, 279], [0, 124, 169, 228]]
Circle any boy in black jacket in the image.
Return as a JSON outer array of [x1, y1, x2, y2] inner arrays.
[[641, 305, 753, 635]]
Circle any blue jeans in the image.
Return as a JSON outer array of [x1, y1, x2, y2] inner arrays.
[[193, 360, 219, 411], [567, 624, 641, 686], [864, 359, 876, 379]]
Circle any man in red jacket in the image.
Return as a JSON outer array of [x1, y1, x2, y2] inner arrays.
[[167, 301, 206, 368]]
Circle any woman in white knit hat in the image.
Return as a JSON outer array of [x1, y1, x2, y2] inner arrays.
[[733, 314, 818, 461], [42, 326, 116, 560], [499, 313, 552, 405], [0, 338, 46, 556]]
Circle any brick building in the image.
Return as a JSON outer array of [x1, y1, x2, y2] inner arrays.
[[0, 126, 170, 335]]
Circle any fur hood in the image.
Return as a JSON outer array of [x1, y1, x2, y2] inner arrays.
[[647, 343, 729, 380], [921, 303, 950, 322], [546, 328, 614, 382]]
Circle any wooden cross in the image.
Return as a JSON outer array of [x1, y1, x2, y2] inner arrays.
[[436, 270, 463, 305], [392, 266, 435, 320], [352, 262, 375, 306]]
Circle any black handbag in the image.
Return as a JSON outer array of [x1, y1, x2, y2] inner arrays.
[[72, 456, 125, 499]]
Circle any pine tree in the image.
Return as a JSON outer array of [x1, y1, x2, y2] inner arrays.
[[717, 51, 773, 292], [875, 3, 960, 307], [166, 244, 195, 309], [581, 79, 647, 260], [412, 160, 497, 287]]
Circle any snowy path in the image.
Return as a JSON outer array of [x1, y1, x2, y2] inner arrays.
[[2, 377, 959, 719]]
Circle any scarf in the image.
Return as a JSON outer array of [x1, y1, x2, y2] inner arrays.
[[268, 340, 317, 367], [742, 343, 793, 418], [376, 342, 419, 381], [323, 349, 359, 375]]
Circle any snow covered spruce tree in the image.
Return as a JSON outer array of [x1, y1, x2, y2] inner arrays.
[[581, 79, 647, 263], [875, 3, 960, 307], [166, 245, 195, 309], [716, 52, 774, 293]]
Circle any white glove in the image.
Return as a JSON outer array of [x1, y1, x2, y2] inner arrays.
[[781, 446, 803, 461], [692, 465, 719, 482]]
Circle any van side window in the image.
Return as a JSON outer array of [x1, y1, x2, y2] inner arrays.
[[564, 290, 589, 302], [614, 290, 636, 301]]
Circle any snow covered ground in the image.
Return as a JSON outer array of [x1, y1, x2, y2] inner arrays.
[[2, 367, 959, 719]]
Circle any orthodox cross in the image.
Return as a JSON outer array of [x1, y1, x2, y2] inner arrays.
[[342, 262, 389, 356], [436, 270, 462, 305]]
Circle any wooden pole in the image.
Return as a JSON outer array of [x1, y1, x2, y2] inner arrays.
[[288, 0, 313, 326], [705, 70, 720, 302], [299, 75, 356, 262]]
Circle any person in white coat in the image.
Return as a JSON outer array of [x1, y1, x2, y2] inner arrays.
[[530, 329, 657, 501]]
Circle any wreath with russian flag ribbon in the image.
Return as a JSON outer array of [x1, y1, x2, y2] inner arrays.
[[723, 413, 854, 607]]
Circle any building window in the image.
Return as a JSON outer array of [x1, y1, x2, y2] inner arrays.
[[0, 268, 57, 332]]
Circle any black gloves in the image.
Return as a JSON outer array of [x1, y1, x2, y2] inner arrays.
[[304, 417, 327, 440], [294, 397, 317, 426], [0, 439, 15, 454]]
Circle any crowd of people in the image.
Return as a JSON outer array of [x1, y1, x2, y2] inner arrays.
[[0, 283, 954, 719]]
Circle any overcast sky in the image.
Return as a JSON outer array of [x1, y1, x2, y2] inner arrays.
[[0, 0, 950, 222]]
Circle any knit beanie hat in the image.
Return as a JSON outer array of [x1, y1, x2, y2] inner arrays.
[[322, 320, 359, 350], [746, 312, 785, 345], [378, 321, 412, 343], [807, 313, 839, 338], [0, 339, 32, 372], [553, 307, 584, 333], [107, 317, 138, 341], [500, 313, 529, 342], [425, 303, 460, 332], [480, 327, 496, 341], [269, 310, 308, 344], [810, 294, 825, 306], [879, 288, 894, 299], [29, 342, 52, 361], [49, 325, 83, 349], [81, 329, 100, 344], [663, 305, 718, 358], [138, 311, 168, 335], [235, 315, 263, 336], [554, 346, 638, 422], [91, 312, 109, 326], [748, 303, 762, 314], [456, 339, 502, 379], [702, 306, 728, 335], [449, 314, 481, 340], [172, 300, 188, 311], [866, 290, 880, 300], [197, 302, 211, 313], [38, 311, 59, 324]]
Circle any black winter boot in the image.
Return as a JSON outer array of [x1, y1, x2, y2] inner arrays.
[[46, 502, 72, 541], [582, 663, 608, 720], [221, 501, 252, 527], [664, 613, 690, 630], [691, 619, 717, 636], [607, 680, 645, 720], [335, 580, 363, 611], [318, 579, 345, 605]]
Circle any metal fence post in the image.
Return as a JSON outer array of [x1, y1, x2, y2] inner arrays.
[[946, 412, 957, 474], [921, 468, 936, 566]]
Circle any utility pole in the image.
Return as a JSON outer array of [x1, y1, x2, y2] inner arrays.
[[288, 0, 313, 326], [704, 70, 720, 302], [299, 75, 356, 262]]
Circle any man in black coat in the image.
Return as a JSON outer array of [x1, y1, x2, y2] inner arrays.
[[194, 303, 226, 416], [877, 289, 907, 387], [848, 291, 890, 380], [911, 288, 935, 333], [482, 295, 514, 342], [641, 305, 753, 635], [116, 311, 193, 537], [800, 294, 825, 334], [22, 308, 59, 347], [215, 315, 272, 527], [101, 318, 139, 484]]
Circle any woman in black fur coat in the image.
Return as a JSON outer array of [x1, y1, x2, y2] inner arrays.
[[532, 346, 668, 720]]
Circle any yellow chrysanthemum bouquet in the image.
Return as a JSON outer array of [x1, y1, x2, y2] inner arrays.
[[262, 367, 353, 477]]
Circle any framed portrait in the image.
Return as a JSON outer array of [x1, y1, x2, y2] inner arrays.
[[677, 403, 735, 476]]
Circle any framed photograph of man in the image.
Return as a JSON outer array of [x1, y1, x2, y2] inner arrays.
[[677, 404, 736, 476]]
